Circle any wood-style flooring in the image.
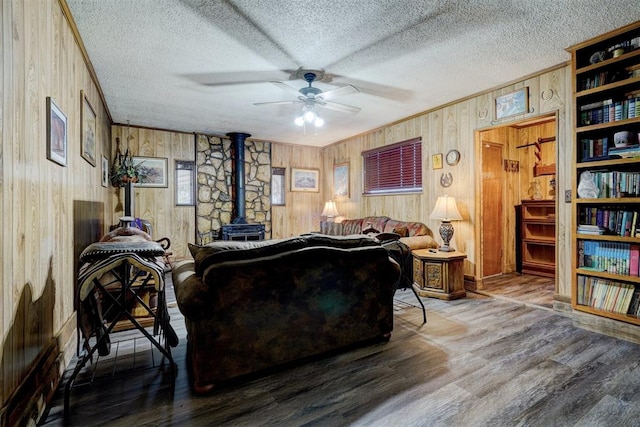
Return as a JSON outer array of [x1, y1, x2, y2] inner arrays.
[[40, 274, 640, 426]]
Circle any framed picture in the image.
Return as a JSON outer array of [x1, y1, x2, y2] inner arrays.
[[271, 167, 286, 205], [291, 168, 319, 192], [175, 160, 195, 205], [495, 87, 529, 120], [46, 97, 67, 166], [101, 155, 108, 187], [432, 153, 443, 170], [81, 90, 97, 166], [333, 162, 349, 199], [132, 156, 168, 187]]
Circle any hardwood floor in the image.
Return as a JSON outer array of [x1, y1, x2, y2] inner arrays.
[[40, 275, 640, 426], [477, 273, 555, 309]]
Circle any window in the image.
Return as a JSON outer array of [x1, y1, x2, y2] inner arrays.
[[362, 137, 422, 194], [271, 167, 286, 205]]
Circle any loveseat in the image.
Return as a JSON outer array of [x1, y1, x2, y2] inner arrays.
[[320, 215, 439, 250], [172, 234, 401, 393]]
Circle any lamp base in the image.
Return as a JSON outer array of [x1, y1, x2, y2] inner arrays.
[[438, 221, 456, 252]]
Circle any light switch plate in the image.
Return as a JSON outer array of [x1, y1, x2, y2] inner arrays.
[[565, 190, 572, 203]]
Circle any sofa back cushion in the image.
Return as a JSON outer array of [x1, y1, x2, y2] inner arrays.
[[188, 237, 308, 276], [340, 218, 364, 235], [382, 219, 432, 237], [303, 234, 380, 248]]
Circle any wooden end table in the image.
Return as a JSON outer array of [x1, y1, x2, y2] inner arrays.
[[412, 249, 467, 300]]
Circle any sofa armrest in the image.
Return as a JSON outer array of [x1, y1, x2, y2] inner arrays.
[[172, 259, 210, 321]]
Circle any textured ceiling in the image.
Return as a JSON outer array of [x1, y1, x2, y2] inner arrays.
[[67, 1, 640, 147]]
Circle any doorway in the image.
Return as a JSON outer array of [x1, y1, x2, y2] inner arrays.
[[476, 114, 557, 301]]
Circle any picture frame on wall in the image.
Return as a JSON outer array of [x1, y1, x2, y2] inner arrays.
[[101, 155, 108, 187], [495, 87, 529, 120], [175, 160, 195, 205], [271, 167, 286, 205], [132, 156, 168, 187], [333, 162, 349, 199], [46, 97, 68, 166], [81, 90, 97, 166], [291, 168, 319, 192], [432, 153, 443, 170]]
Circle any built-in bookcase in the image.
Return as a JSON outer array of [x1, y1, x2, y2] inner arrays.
[[569, 21, 640, 326]]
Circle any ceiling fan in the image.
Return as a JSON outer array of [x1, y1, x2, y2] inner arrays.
[[253, 70, 361, 116]]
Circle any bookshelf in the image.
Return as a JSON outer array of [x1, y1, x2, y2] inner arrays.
[[569, 21, 640, 326], [521, 200, 555, 277]]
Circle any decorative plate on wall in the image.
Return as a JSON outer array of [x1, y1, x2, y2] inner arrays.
[[446, 149, 460, 166]]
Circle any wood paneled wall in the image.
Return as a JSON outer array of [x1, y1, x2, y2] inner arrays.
[[110, 126, 196, 258], [1, 0, 112, 422], [271, 142, 324, 238], [321, 65, 572, 299]]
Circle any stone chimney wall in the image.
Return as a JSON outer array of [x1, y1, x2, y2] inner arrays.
[[196, 134, 272, 243]]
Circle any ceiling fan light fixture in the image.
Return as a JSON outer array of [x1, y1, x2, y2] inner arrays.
[[303, 109, 316, 124], [294, 116, 304, 126], [314, 116, 324, 127]]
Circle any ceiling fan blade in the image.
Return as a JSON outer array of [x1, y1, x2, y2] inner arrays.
[[253, 100, 298, 107], [318, 100, 361, 114], [318, 85, 358, 101], [270, 81, 302, 97]]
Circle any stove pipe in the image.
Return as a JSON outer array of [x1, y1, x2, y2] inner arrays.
[[227, 132, 251, 224]]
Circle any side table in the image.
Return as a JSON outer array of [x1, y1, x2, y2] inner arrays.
[[412, 249, 467, 300]]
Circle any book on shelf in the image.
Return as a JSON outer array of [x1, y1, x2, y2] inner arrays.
[[579, 95, 640, 126], [577, 275, 638, 316], [579, 209, 640, 236], [577, 240, 633, 275]]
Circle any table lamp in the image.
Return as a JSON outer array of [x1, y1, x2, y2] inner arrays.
[[429, 195, 462, 252], [321, 201, 340, 222]]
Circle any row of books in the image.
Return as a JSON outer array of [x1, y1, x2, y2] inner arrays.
[[582, 170, 640, 198], [578, 209, 640, 237], [579, 70, 627, 91], [576, 275, 639, 317], [577, 240, 640, 276], [579, 96, 640, 127], [579, 137, 610, 161]]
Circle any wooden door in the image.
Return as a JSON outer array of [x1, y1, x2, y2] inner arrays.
[[481, 142, 504, 277]]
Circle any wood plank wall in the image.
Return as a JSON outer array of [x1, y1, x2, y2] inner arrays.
[[110, 126, 196, 258], [1, 0, 112, 421], [321, 66, 572, 299]]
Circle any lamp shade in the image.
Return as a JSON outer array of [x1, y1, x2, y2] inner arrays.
[[429, 195, 462, 221], [321, 201, 340, 218]]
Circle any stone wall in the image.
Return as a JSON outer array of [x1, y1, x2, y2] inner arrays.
[[196, 134, 272, 243]]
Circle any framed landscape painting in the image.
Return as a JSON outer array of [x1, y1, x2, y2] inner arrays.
[[291, 168, 319, 192], [132, 156, 168, 187], [81, 90, 97, 166], [495, 87, 529, 120], [46, 97, 67, 166], [333, 162, 349, 199]]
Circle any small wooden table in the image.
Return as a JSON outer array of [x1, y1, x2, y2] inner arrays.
[[412, 249, 467, 300]]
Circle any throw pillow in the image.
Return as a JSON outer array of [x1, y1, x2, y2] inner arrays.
[[392, 226, 409, 237]]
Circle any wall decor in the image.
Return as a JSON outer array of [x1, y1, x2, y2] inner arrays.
[[291, 168, 319, 192], [272, 167, 286, 205], [175, 160, 195, 205], [333, 162, 350, 199], [46, 96, 67, 166], [80, 90, 97, 166], [101, 155, 108, 187], [432, 153, 443, 170], [446, 149, 460, 166], [132, 156, 168, 188], [495, 87, 529, 120], [440, 172, 453, 187]]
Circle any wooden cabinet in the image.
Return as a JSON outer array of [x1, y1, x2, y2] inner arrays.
[[521, 200, 556, 277], [569, 22, 640, 326], [412, 249, 466, 300]]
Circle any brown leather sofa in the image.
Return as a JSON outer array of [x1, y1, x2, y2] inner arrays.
[[172, 234, 401, 393], [320, 215, 438, 250]]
